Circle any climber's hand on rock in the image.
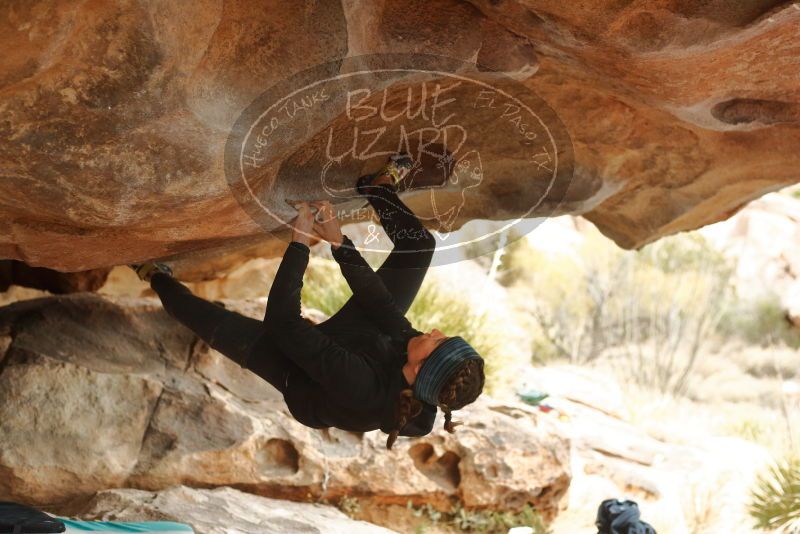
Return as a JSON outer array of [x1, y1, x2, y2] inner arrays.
[[310, 201, 343, 250], [290, 202, 316, 246]]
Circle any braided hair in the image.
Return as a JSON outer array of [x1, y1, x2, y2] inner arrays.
[[386, 358, 485, 450]]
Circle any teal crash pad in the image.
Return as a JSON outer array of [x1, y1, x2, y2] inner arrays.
[[518, 389, 549, 406], [58, 520, 194, 533]]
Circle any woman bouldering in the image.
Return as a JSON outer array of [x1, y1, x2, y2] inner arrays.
[[130, 155, 485, 449]]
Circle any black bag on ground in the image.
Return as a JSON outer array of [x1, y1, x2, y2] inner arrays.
[[0, 502, 65, 533], [596, 498, 656, 534]]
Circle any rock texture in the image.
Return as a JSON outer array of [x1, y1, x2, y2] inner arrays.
[[698, 188, 800, 327], [0, 293, 570, 521], [1, 1, 799, 275], [518, 366, 773, 534], [54, 485, 397, 534], [0, 260, 111, 294]]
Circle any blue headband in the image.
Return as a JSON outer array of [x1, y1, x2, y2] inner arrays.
[[412, 336, 483, 405]]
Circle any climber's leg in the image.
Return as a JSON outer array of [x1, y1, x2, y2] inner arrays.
[[316, 182, 435, 334], [150, 272, 298, 393], [150, 272, 261, 367], [363, 182, 436, 314], [356, 181, 435, 256], [243, 324, 300, 395]]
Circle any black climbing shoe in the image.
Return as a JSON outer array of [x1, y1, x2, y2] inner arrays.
[[129, 261, 174, 282], [356, 153, 415, 195]]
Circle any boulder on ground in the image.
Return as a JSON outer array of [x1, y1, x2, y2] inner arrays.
[[56, 485, 398, 534], [0, 293, 571, 521]]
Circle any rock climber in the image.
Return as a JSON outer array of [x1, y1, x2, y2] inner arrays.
[[130, 155, 485, 449]]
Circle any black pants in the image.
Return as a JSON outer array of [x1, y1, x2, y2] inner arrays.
[[150, 183, 434, 395]]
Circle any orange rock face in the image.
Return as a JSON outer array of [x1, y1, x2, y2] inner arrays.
[[1, 1, 798, 275]]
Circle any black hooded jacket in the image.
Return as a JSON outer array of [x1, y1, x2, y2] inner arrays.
[[263, 234, 437, 437]]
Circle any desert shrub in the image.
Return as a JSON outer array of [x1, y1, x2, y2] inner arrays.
[[731, 417, 771, 444], [718, 293, 800, 350], [749, 456, 800, 532], [450, 503, 550, 533], [336, 494, 361, 517], [497, 234, 590, 363], [407, 500, 550, 534], [726, 346, 800, 381], [458, 222, 528, 272], [500, 225, 735, 395], [496, 228, 544, 287], [300, 258, 354, 316]]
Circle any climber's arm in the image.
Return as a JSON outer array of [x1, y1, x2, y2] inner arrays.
[[267, 241, 379, 403], [263, 241, 311, 323], [331, 234, 422, 341]]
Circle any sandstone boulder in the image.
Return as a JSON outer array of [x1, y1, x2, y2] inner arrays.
[[0, 260, 111, 294], [698, 189, 800, 327], [2, 1, 798, 275], [55, 485, 397, 534], [0, 293, 571, 521]]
